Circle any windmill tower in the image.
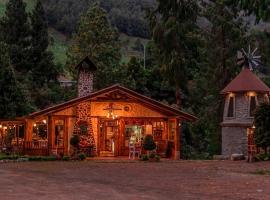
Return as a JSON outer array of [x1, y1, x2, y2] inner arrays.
[[221, 47, 270, 157]]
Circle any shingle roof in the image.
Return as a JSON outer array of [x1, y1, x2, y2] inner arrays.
[[221, 68, 270, 94]]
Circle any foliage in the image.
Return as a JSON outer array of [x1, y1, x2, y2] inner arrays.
[[150, 0, 200, 108], [254, 153, 270, 162], [62, 156, 70, 161], [67, 5, 123, 89], [0, 42, 32, 118], [143, 135, 156, 151], [27, 156, 57, 161], [43, 0, 154, 38], [254, 103, 270, 153], [0, 0, 31, 72], [78, 153, 86, 160], [70, 135, 80, 148], [140, 154, 149, 161]]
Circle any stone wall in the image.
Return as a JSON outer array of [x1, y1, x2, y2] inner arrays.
[[222, 127, 248, 155]]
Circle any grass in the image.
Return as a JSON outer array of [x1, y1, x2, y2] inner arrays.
[[48, 28, 68, 65], [251, 169, 270, 176]]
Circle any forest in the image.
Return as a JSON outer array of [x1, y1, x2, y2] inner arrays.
[[0, 0, 270, 158]]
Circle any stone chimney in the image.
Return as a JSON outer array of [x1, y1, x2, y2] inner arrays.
[[75, 56, 97, 97]]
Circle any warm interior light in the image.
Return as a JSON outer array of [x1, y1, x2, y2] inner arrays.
[[247, 92, 256, 97], [252, 125, 256, 129], [229, 92, 235, 97], [33, 123, 37, 127], [42, 120, 47, 124], [0, 125, 2, 129]]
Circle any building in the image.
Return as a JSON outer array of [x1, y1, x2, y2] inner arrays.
[[0, 57, 196, 159], [221, 68, 270, 156]]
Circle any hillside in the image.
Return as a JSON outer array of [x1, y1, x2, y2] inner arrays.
[[0, 0, 152, 65]]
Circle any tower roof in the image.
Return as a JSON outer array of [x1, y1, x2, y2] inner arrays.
[[221, 68, 270, 94], [75, 56, 97, 71]]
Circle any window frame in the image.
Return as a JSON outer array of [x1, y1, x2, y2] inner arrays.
[[226, 95, 236, 118]]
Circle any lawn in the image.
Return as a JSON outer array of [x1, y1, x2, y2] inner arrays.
[[0, 160, 270, 200]]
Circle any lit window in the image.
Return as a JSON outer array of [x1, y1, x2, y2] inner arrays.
[[249, 96, 257, 117], [227, 96, 235, 118]]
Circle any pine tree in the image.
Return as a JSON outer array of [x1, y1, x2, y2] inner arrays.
[[0, 0, 31, 72], [150, 0, 200, 108], [67, 5, 121, 89], [0, 42, 32, 118], [30, 0, 58, 87]]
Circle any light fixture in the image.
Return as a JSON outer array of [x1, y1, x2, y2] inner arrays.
[[0, 125, 2, 129], [33, 123, 37, 127], [104, 103, 121, 119], [252, 125, 256, 129], [43, 120, 47, 124]]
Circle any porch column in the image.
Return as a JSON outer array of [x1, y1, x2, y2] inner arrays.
[[47, 116, 53, 154], [174, 118, 180, 160]]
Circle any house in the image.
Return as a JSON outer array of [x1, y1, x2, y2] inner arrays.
[[0, 57, 196, 159], [221, 68, 270, 157]]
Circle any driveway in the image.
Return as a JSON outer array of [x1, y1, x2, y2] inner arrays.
[[0, 160, 269, 200]]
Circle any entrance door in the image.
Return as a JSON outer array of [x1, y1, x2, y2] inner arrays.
[[52, 119, 65, 155], [100, 120, 118, 156]]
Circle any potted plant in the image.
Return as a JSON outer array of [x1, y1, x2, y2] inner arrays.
[[70, 134, 80, 159], [143, 135, 156, 156]]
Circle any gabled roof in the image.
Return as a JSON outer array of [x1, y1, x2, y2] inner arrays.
[[27, 84, 197, 122], [75, 56, 97, 71], [221, 68, 270, 94]]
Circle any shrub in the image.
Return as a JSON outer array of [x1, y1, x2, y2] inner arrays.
[[70, 134, 80, 148], [254, 153, 270, 161], [149, 153, 155, 159], [28, 156, 57, 161], [155, 155, 160, 162], [78, 153, 86, 161], [143, 135, 156, 151], [62, 156, 70, 161], [140, 154, 149, 161]]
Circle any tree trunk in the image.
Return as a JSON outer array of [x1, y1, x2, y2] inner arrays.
[[175, 84, 181, 109]]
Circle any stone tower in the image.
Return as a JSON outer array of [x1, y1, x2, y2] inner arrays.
[[74, 56, 97, 156], [76, 56, 97, 97], [220, 68, 270, 156]]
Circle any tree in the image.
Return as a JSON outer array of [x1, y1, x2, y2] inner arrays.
[[67, 5, 122, 89], [150, 0, 200, 108], [30, 0, 59, 87], [188, 1, 249, 155], [0, 42, 32, 119], [254, 103, 270, 154], [0, 0, 31, 72]]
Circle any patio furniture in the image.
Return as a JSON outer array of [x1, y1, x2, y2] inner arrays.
[[129, 142, 141, 159]]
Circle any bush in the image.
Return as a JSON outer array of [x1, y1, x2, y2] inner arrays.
[[70, 134, 80, 147], [254, 153, 270, 161], [78, 153, 86, 161], [28, 156, 57, 161], [149, 153, 155, 159], [140, 154, 149, 161], [143, 135, 156, 151], [62, 156, 70, 161], [155, 155, 160, 162]]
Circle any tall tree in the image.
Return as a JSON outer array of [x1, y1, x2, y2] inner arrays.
[[0, 0, 31, 72], [30, 0, 58, 87], [150, 0, 200, 108], [0, 42, 32, 118], [67, 5, 122, 89], [189, 1, 249, 155]]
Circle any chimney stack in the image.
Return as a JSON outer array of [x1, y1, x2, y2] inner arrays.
[[75, 56, 97, 98]]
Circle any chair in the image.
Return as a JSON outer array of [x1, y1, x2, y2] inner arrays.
[[129, 142, 141, 159]]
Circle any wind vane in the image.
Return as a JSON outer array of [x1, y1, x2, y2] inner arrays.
[[237, 45, 262, 71]]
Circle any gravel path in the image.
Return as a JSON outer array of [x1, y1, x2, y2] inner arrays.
[[0, 160, 269, 200]]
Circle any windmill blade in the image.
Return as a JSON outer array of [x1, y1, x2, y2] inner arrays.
[[251, 47, 258, 56]]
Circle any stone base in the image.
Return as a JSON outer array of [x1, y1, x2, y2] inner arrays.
[[222, 127, 248, 156]]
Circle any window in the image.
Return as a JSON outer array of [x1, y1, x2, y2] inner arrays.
[[153, 121, 164, 140], [249, 96, 257, 117], [168, 120, 176, 141], [227, 96, 235, 118]]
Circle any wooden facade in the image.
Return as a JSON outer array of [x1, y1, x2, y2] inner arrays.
[[0, 85, 196, 159]]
